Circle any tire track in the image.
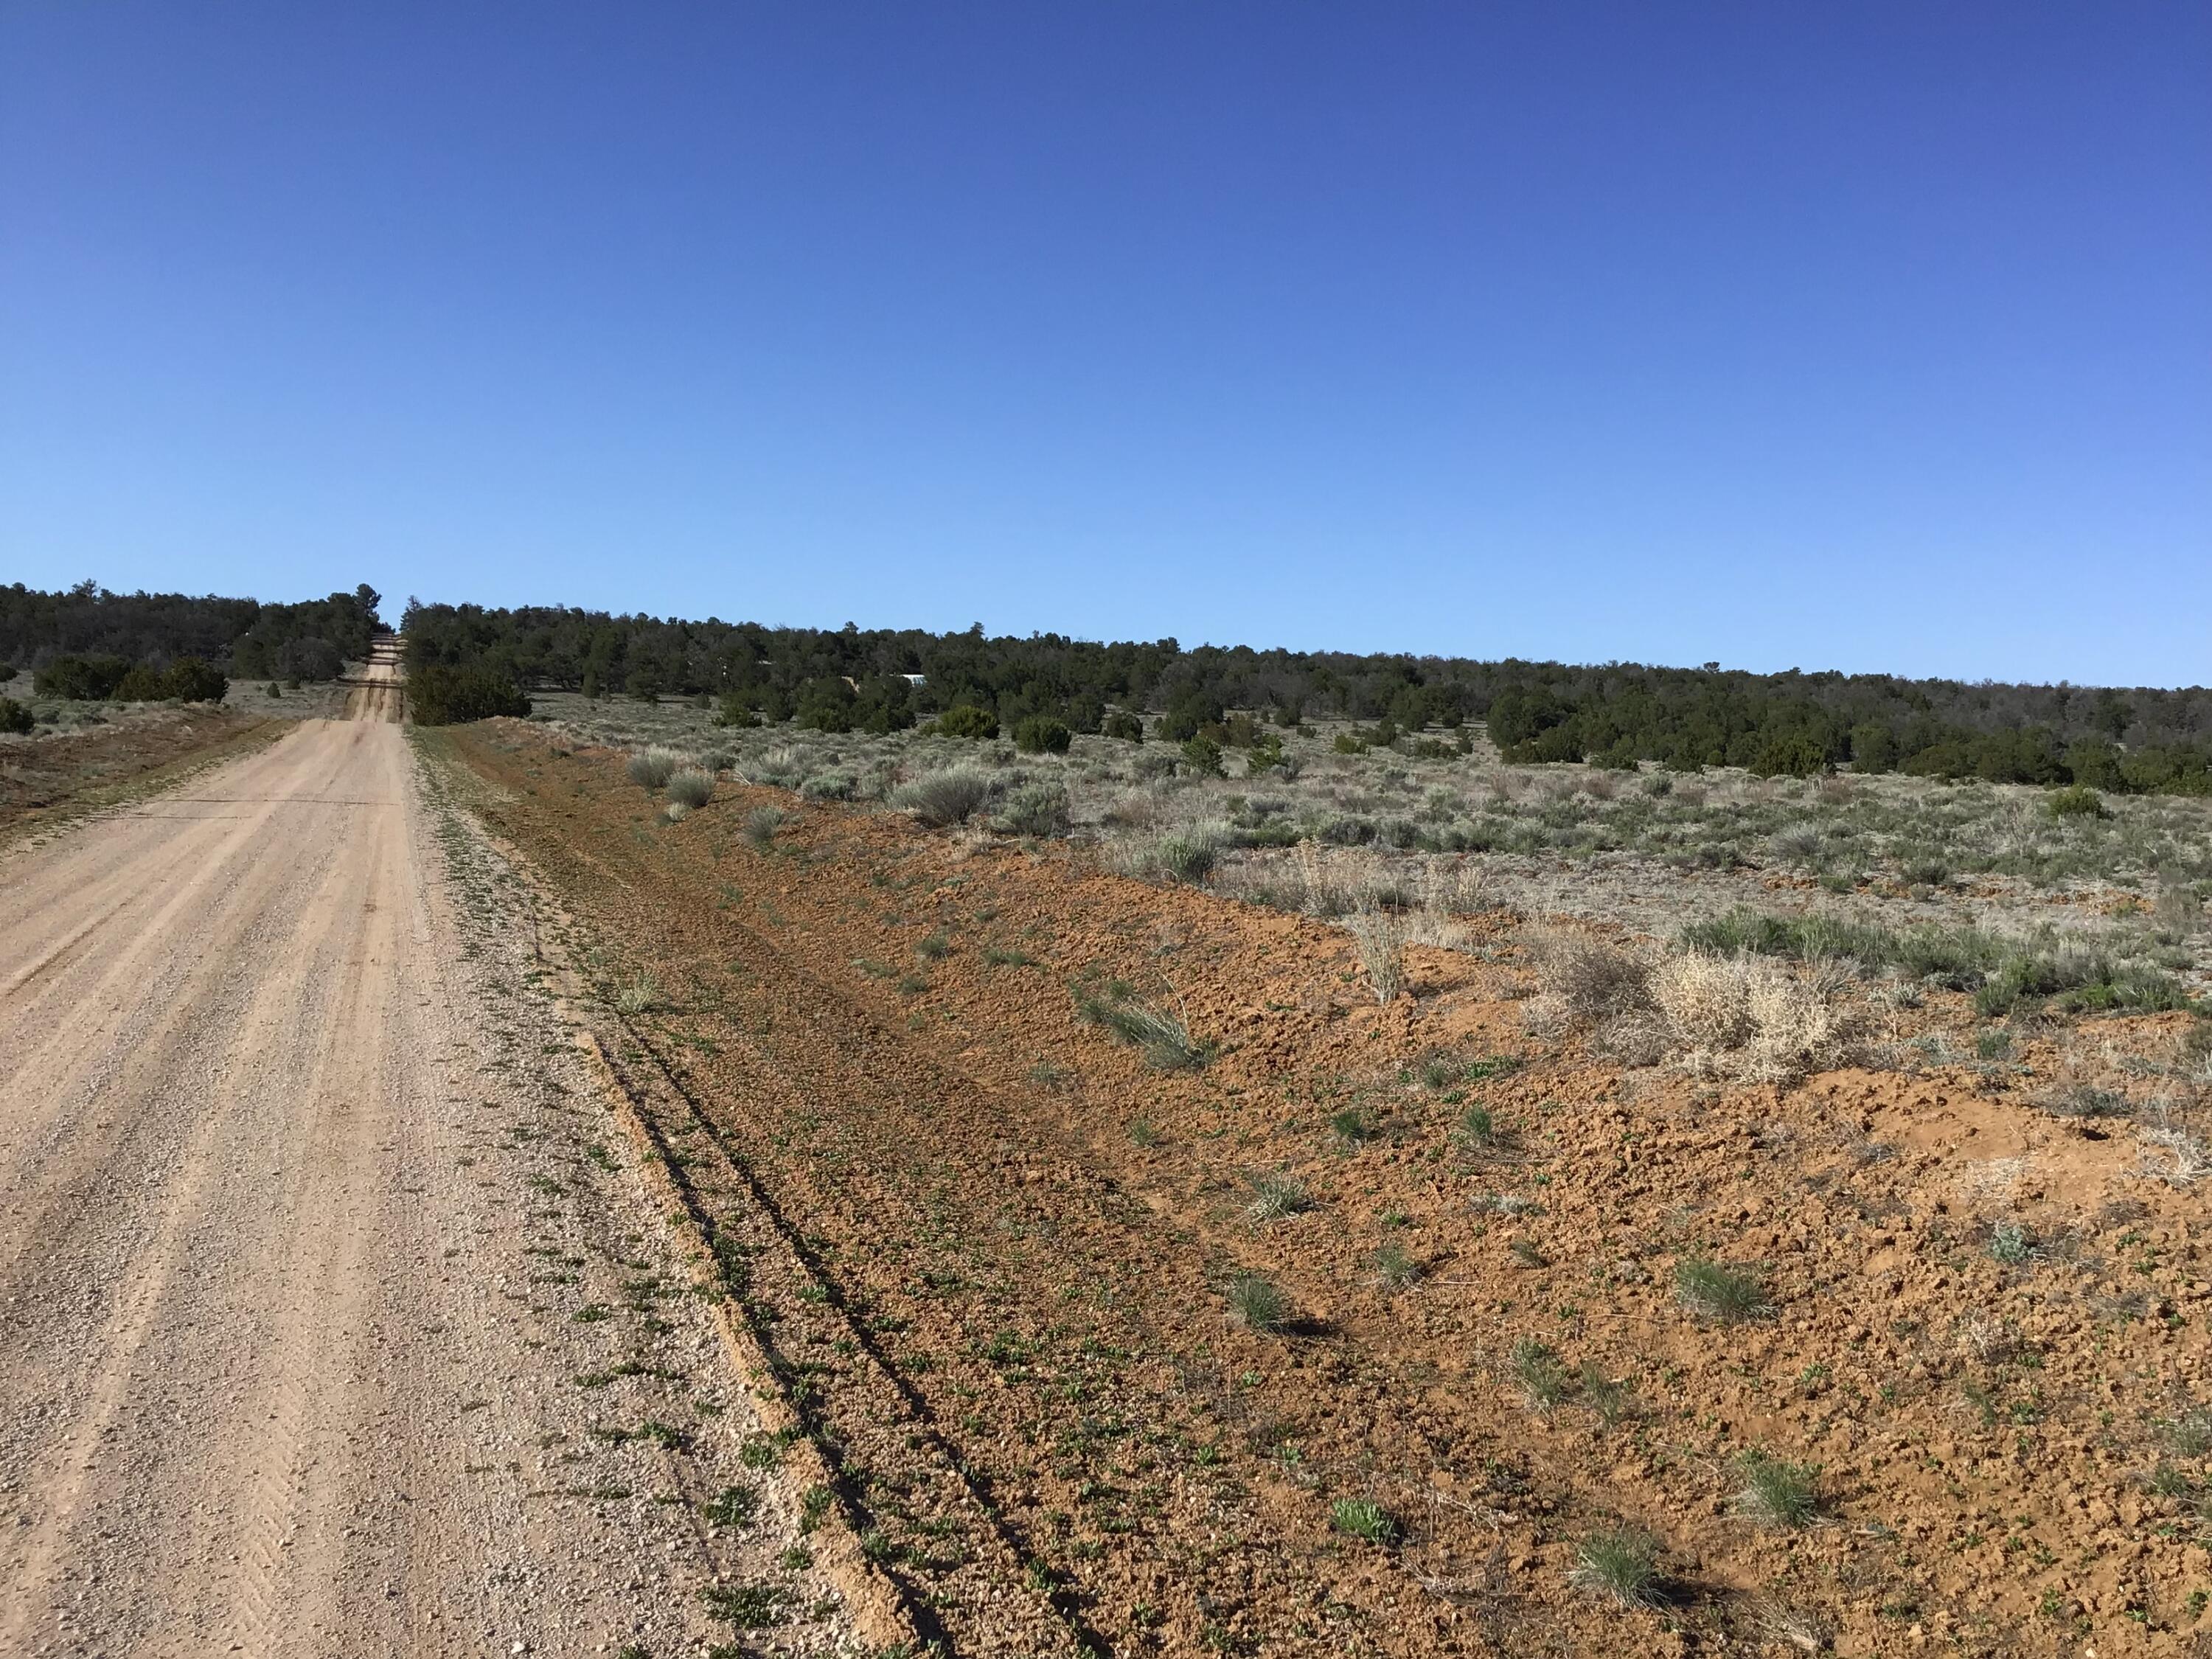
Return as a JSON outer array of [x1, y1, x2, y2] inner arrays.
[[591, 1001, 1096, 1657]]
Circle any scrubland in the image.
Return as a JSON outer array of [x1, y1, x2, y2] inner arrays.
[[532, 687, 2210, 1006], [410, 695, 2212, 1655]]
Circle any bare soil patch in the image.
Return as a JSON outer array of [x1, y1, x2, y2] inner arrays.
[[432, 720, 2212, 1657], [0, 705, 288, 844]]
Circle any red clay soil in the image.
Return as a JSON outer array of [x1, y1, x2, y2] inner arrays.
[[440, 722, 2212, 1658], [0, 707, 285, 841]]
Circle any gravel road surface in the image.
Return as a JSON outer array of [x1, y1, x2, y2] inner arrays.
[[0, 652, 849, 1657]]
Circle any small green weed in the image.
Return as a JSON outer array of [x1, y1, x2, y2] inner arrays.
[[700, 1581, 793, 1628], [1675, 1256, 1772, 1324], [1330, 1498, 1398, 1545], [1571, 1528, 1660, 1607], [1512, 1338, 1573, 1408], [1454, 1104, 1495, 1149], [1224, 1272, 1290, 1333], [737, 1433, 784, 1470], [704, 1483, 761, 1528], [1733, 1450, 1819, 1528], [1579, 1362, 1635, 1427], [798, 1484, 832, 1532]]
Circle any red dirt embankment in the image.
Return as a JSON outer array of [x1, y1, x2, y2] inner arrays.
[[445, 721, 2212, 1658], [0, 707, 285, 841]]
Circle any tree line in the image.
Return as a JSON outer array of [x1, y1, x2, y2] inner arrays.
[[397, 599, 2211, 795], [0, 580, 387, 692], [9, 578, 2204, 794]]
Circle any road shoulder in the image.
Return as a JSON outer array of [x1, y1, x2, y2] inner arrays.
[[409, 731, 874, 1658]]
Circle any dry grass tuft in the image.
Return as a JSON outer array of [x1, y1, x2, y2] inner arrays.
[[891, 768, 995, 827], [1568, 1528, 1660, 1607], [614, 973, 662, 1015], [626, 746, 683, 790], [1295, 838, 1349, 916], [667, 768, 714, 810], [1118, 825, 1224, 885]]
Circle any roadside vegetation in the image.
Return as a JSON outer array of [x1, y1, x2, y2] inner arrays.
[[498, 684, 2211, 1237], [431, 710, 2212, 1655], [512, 687, 2211, 1019], [398, 598, 2212, 796]]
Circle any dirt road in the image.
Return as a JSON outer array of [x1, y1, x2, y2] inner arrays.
[[339, 649, 404, 723], [0, 650, 852, 1656]]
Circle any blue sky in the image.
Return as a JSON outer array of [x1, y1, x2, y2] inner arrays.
[[3, 3, 2205, 684]]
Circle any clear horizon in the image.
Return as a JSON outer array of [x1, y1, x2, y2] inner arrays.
[[4, 4, 2206, 687]]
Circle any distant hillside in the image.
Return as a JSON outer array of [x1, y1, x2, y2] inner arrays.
[[400, 600, 2211, 796]]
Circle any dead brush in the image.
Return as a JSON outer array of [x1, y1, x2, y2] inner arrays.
[[1650, 950, 1756, 1054], [1752, 1596, 1832, 1652], [1953, 1312, 2020, 1366], [1650, 950, 1857, 1083], [1523, 925, 1655, 1032], [2154, 876, 2202, 942], [1587, 1006, 1670, 1068], [1295, 837, 1350, 917], [2140, 1102, 2209, 1186], [2179, 1020, 2212, 1086], [1099, 782, 1171, 830], [1345, 900, 1408, 1004], [1405, 858, 1484, 947]]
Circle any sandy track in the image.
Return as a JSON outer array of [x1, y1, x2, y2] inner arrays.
[[339, 646, 404, 724], [0, 658, 852, 1656]]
